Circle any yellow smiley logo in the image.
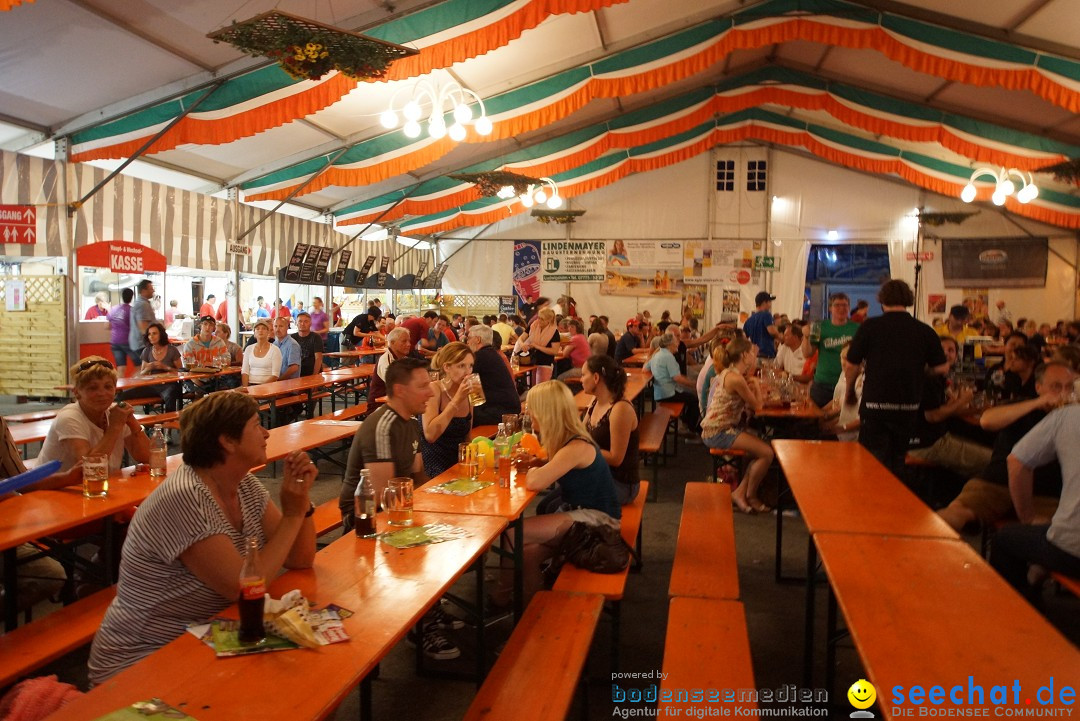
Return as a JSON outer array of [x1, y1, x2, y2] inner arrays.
[[848, 679, 876, 710]]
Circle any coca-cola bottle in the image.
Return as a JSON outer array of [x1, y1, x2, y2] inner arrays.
[[353, 468, 377, 538], [238, 536, 266, 643]]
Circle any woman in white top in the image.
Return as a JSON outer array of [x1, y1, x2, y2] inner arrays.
[[241, 319, 282, 386], [822, 344, 863, 441]]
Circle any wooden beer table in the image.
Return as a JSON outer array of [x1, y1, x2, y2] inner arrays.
[[325, 348, 386, 358], [45, 511, 507, 721], [412, 463, 538, 623], [242, 366, 374, 424], [815, 532, 1080, 719], [574, 368, 651, 414], [771, 440, 960, 686], [54, 368, 241, 394]]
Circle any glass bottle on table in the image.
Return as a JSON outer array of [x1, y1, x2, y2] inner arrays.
[[353, 468, 377, 538], [238, 537, 266, 644], [149, 425, 167, 479], [494, 423, 511, 488]]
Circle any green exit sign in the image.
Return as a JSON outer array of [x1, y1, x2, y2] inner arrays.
[[754, 256, 779, 271]]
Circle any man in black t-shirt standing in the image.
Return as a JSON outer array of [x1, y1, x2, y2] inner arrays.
[[845, 279, 948, 477]]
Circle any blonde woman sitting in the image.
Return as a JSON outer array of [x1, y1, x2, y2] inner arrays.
[[700, 338, 774, 514]]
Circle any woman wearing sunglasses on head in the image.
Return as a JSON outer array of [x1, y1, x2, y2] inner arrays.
[[36, 356, 150, 474]]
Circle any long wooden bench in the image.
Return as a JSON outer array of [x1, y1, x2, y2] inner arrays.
[[657, 400, 684, 455], [553, 480, 648, 671], [0, 586, 117, 689], [311, 403, 368, 423], [658, 598, 757, 717], [135, 410, 180, 427], [312, 499, 343, 538], [669, 482, 739, 600], [710, 447, 747, 485], [464, 591, 604, 721], [1051, 572, 1080, 599], [637, 409, 671, 502]]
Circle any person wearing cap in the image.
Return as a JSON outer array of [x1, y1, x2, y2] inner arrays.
[[743, 291, 781, 359], [614, 318, 644, 365], [199, 294, 216, 319], [935, 305, 981, 345], [182, 316, 228, 396], [801, 292, 860, 408]]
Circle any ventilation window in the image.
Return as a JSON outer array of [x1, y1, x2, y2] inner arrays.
[[747, 160, 767, 191], [716, 160, 735, 191]]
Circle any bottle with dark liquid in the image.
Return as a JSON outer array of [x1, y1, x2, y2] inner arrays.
[[238, 536, 266, 644], [354, 468, 377, 538]]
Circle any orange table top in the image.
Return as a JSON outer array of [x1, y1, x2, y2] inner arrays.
[[668, 483, 739, 600], [9, 419, 52, 446], [242, 365, 374, 399], [55, 368, 241, 392], [324, 348, 386, 357], [413, 463, 537, 520], [46, 510, 507, 721], [755, 400, 822, 420], [264, 419, 360, 458], [772, 440, 959, 539], [574, 369, 650, 411], [815, 532, 1079, 717]]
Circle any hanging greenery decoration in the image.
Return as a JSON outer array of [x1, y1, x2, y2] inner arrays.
[[532, 209, 585, 225], [1035, 158, 1080, 186], [449, 171, 541, 199], [919, 211, 979, 227], [208, 11, 417, 82]]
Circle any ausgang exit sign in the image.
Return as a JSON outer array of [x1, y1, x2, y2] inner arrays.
[[0, 205, 36, 244]]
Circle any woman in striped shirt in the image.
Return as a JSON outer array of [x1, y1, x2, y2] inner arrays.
[[88, 392, 317, 684]]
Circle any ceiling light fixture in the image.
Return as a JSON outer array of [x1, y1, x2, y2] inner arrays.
[[960, 166, 1038, 206], [380, 80, 492, 142], [516, 177, 562, 210]]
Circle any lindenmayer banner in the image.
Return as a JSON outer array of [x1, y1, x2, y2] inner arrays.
[[541, 241, 606, 282]]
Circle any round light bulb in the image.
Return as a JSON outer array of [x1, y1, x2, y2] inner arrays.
[[402, 101, 422, 122], [448, 123, 467, 142], [547, 194, 563, 209], [1017, 184, 1038, 203], [428, 117, 446, 139], [520, 194, 534, 208], [403, 120, 422, 138], [473, 116, 493, 136], [496, 185, 516, 199], [453, 104, 472, 124], [960, 184, 976, 203], [999, 179, 1016, 196], [379, 109, 398, 129], [992, 190, 1007, 206], [534, 189, 547, 204]]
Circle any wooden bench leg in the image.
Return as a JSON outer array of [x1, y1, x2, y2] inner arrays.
[[359, 672, 373, 721], [633, 519, 644, 572], [609, 601, 621, 674]]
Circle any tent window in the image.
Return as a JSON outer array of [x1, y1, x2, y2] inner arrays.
[[806, 244, 891, 282], [746, 160, 767, 191], [716, 160, 735, 191]]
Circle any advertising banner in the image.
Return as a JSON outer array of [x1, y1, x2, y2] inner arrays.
[[606, 240, 682, 269], [512, 241, 542, 307], [683, 240, 755, 282], [600, 267, 683, 298], [541, 240, 606, 282], [721, 289, 741, 323], [683, 283, 707, 320], [76, 240, 167, 274], [941, 237, 1047, 288]]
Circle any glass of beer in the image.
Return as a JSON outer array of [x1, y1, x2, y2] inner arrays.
[[382, 477, 414, 526], [82, 454, 109, 498], [467, 373, 486, 406], [459, 443, 479, 481]]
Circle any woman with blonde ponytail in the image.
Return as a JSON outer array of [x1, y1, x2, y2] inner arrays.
[[701, 338, 774, 513]]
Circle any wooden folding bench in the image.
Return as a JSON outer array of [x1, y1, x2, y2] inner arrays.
[[657, 400, 684, 455], [312, 499, 344, 545], [1051, 572, 1080, 599], [0, 586, 117, 689], [669, 482, 739, 600], [658, 598, 757, 717], [311, 402, 368, 423], [709, 447, 747, 485], [464, 591, 604, 721], [552, 481, 647, 672], [636, 409, 671, 502]]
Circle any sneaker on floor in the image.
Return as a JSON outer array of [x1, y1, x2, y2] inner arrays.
[[408, 627, 460, 661], [427, 600, 465, 630]]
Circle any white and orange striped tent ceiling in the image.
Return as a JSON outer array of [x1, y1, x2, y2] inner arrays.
[[1, 0, 1078, 233]]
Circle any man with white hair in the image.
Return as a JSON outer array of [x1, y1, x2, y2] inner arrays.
[[645, 330, 700, 435], [368, 326, 423, 413], [466, 324, 521, 427]]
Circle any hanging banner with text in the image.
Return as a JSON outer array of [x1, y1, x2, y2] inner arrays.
[[76, 240, 167, 273], [541, 241, 606, 282], [601, 240, 684, 298]]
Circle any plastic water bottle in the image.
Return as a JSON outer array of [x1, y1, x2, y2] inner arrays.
[[149, 425, 167, 479]]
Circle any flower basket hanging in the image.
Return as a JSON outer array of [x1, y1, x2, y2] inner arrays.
[[449, 171, 541, 200], [1035, 158, 1080, 186], [532, 209, 585, 225], [208, 11, 418, 82], [919, 211, 979, 227]]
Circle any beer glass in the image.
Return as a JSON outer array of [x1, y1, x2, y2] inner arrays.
[[467, 373, 486, 406], [82, 454, 109, 498], [459, 443, 479, 481], [382, 477, 414, 527]]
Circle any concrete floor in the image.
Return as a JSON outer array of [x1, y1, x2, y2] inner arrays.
[[5, 398, 1078, 719]]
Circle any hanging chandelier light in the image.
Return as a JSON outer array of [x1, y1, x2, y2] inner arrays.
[[380, 79, 492, 141], [960, 166, 1039, 206], [509, 177, 563, 209]]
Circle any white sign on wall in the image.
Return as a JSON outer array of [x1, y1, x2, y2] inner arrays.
[[541, 240, 606, 281], [683, 240, 756, 282]]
